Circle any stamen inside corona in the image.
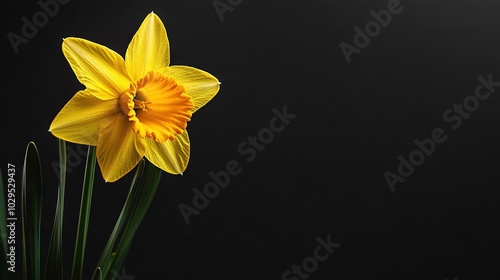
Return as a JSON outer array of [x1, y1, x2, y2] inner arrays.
[[119, 71, 193, 142]]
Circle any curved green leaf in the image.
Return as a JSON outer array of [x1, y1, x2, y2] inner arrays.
[[22, 141, 43, 280]]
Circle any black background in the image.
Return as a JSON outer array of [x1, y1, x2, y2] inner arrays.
[[2, 0, 500, 279]]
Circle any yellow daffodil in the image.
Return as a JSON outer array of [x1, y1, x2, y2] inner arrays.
[[49, 12, 220, 182]]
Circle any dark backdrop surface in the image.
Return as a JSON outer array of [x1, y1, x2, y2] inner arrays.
[[2, 0, 500, 279]]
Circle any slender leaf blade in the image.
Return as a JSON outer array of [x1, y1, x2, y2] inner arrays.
[[21, 142, 43, 280]]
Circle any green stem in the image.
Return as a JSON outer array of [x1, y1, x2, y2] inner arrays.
[[91, 160, 145, 280], [44, 139, 67, 280], [106, 163, 162, 280], [71, 146, 96, 280]]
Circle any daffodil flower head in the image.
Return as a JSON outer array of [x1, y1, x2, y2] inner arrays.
[[49, 12, 220, 182]]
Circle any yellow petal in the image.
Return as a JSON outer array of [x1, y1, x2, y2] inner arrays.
[[145, 130, 190, 174], [63, 37, 130, 100], [97, 114, 146, 182], [49, 90, 120, 146], [125, 12, 170, 82], [163, 66, 220, 113]]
